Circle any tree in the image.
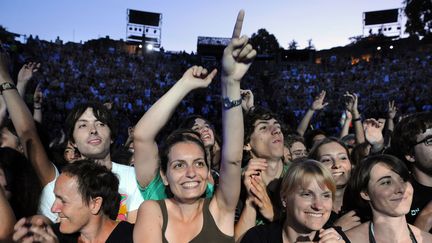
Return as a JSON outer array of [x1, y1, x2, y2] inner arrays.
[[250, 28, 280, 55], [348, 35, 364, 45], [288, 39, 298, 50], [404, 0, 432, 37]]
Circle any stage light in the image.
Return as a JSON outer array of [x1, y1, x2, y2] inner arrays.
[[146, 44, 154, 50], [138, 44, 143, 48], [377, 46, 381, 51], [389, 45, 394, 49]]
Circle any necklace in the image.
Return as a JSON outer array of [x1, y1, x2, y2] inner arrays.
[[369, 221, 417, 243]]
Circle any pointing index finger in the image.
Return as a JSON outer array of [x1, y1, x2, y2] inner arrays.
[[232, 10, 245, 39]]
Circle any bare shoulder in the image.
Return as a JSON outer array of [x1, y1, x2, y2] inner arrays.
[[139, 200, 162, 212], [345, 222, 369, 243], [136, 200, 163, 222], [134, 200, 164, 242], [409, 224, 432, 243]]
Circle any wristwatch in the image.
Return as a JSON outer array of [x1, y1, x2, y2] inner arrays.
[[0, 82, 16, 94], [222, 97, 242, 109]]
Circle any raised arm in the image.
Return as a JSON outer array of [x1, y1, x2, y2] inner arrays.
[[345, 91, 365, 144], [134, 66, 217, 188], [33, 83, 43, 123], [0, 96, 7, 128], [0, 51, 55, 186], [215, 10, 256, 214], [384, 100, 397, 147], [296, 90, 328, 136], [339, 110, 352, 139], [17, 62, 40, 97], [364, 118, 385, 153]]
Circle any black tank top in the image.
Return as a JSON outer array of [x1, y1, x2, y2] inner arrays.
[[157, 198, 234, 243]]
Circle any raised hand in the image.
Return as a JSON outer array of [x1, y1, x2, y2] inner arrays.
[[222, 10, 256, 83], [344, 92, 359, 115], [240, 89, 254, 112], [387, 100, 397, 120], [311, 90, 328, 111], [363, 118, 384, 145], [18, 62, 40, 84], [179, 65, 217, 90]]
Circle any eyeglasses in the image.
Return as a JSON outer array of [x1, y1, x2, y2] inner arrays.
[[291, 150, 308, 157], [414, 136, 432, 146]]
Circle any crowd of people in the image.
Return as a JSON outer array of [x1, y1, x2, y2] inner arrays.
[[5, 25, 431, 144], [0, 9, 431, 243]]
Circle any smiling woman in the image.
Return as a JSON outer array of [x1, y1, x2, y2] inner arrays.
[[308, 137, 360, 231], [241, 160, 348, 243], [159, 133, 209, 200], [133, 10, 254, 243], [345, 154, 432, 243]]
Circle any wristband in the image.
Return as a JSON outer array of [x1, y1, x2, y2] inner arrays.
[[0, 82, 17, 94], [222, 97, 242, 110], [353, 117, 361, 122]]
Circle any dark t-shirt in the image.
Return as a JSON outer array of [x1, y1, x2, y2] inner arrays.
[[407, 177, 432, 233], [240, 220, 350, 243], [52, 221, 134, 243]]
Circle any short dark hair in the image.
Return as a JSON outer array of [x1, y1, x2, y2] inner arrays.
[[348, 154, 410, 218], [65, 102, 117, 144], [304, 129, 327, 150], [244, 106, 281, 145], [61, 160, 120, 220], [308, 137, 350, 162], [391, 112, 432, 159], [284, 134, 305, 149]]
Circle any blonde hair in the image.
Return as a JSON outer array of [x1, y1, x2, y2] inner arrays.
[[280, 160, 336, 201]]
